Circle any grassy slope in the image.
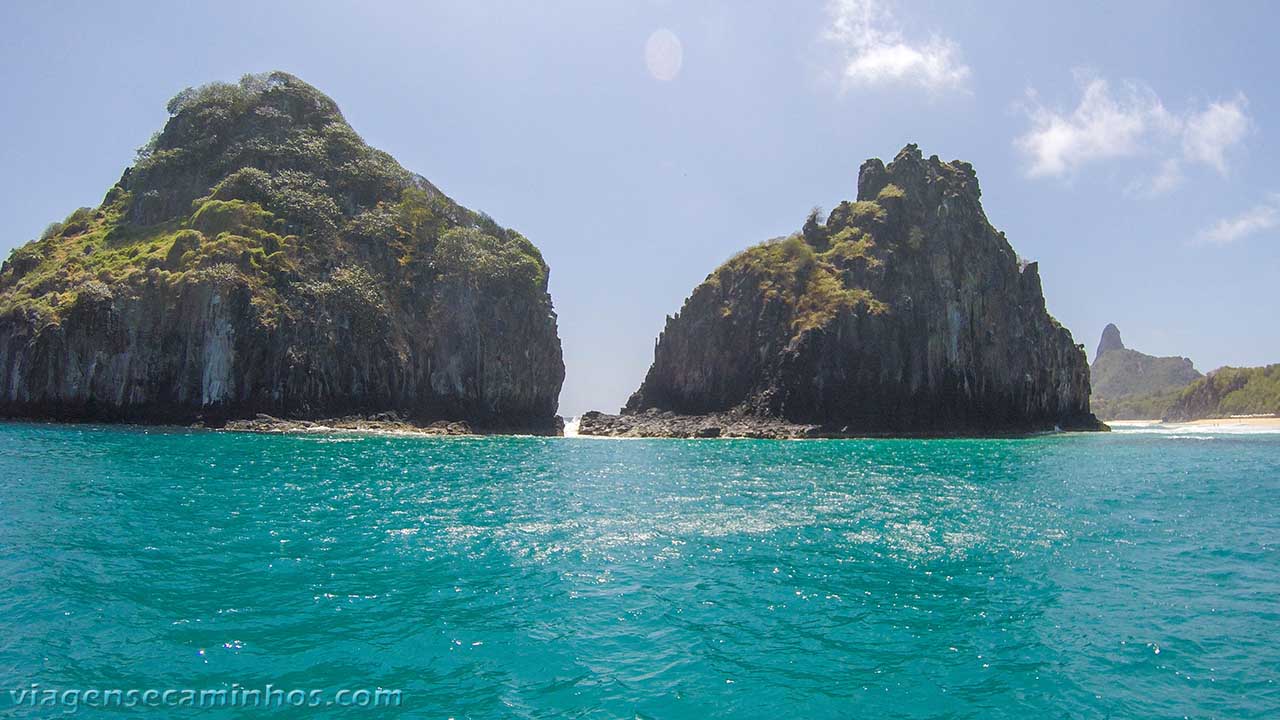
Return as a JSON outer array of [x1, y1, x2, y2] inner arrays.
[[1164, 365, 1280, 420], [0, 72, 549, 332], [701, 189, 901, 339]]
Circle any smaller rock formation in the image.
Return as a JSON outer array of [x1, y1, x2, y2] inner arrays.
[[582, 144, 1104, 437]]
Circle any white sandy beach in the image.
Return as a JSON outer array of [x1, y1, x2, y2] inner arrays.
[[1109, 417, 1280, 433]]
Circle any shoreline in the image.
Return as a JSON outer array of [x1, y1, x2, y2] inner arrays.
[[1108, 417, 1280, 432], [222, 413, 566, 438], [221, 415, 481, 437], [17, 413, 1279, 439], [0, 413, 565, 438]]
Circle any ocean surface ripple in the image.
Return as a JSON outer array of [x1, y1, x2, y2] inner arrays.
[[0, 424, 1277, 718]]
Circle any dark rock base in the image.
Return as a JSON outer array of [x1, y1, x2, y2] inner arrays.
[[578, 409, 1107, 439], [3, 411, 564, 437], [222, 412, 564, 437]]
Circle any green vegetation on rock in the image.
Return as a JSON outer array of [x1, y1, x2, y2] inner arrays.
[[1091, 388, 1187, 422], [1164, 365, 1280, 421], [1, 73, 550, 325], [711, 231, 885, 334]]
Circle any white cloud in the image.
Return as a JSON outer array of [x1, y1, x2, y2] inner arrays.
[[1015, 74, 1250, 185], [1182, 96, 1249, 174], [1128, 158, 1185, 197], [823, 0, 970, 94], [1016, 78, 1167, 177], [1197, 194, 1280, 246]]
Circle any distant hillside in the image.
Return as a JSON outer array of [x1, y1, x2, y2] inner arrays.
[[1092, 348, 1201, 399], [1164, 365, 1280, 421], [1089, 325, 1201, 420], [1091, 387, 1186, 422]]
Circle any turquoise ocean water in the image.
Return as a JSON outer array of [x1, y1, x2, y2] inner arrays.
[[0, 423, 1277, 718]]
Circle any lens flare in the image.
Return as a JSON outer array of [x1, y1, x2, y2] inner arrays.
[[645, 29, 683, 82]]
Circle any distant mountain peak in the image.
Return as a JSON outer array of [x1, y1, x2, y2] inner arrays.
[[1089, 325, 1204, 420], [1096, 323, 1125, 360]]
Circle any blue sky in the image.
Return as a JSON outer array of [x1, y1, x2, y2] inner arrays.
[[2, 1, 1276, 416]]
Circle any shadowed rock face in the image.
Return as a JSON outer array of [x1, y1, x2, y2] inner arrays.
[[0, 72, 564, 432], [618, 144, 1101, 434]]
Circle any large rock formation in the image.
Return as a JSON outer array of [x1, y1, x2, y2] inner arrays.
[[1089, 324, 1202, 420], [582, 145, 1102, 437], [0, 72, 564, 432]]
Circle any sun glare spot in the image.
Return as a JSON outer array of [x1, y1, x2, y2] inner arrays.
[[645, 29, 683, 81]]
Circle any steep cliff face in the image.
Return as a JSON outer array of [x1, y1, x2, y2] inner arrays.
[[1089, 324, 1202, 420], [620, 145, 1100, 434], [0, 72, 564, 431]]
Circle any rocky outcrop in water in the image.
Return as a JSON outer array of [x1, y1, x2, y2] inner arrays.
[[578, 409, 824, 439], [0, 72, 564, 432], [584, 145, 1102, 436]]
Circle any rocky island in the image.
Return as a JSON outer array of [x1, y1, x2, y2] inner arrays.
[[581, 145, 1104, 438], [0, 72, 564, 433]]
